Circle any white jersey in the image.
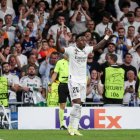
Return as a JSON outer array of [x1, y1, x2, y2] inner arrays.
[[3, 73, 19, 100], [64, 45, 93, 83], [20, 76, 44, 104], [7, 54, 28, 68]]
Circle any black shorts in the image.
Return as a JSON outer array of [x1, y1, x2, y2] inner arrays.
[[58, 83, 70, 103]]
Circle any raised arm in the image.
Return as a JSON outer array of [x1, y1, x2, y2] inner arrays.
[[93, 29, 112, 52], [56, 29, 65, 53]]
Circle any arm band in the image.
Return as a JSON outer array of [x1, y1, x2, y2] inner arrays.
[[104, 35, 109, 40]]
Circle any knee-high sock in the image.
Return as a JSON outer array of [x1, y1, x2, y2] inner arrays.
[[69, 104, 82, 130], [59, 108, 64, 127]]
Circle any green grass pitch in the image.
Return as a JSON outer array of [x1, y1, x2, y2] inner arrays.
[[0, 130, 140, 140]]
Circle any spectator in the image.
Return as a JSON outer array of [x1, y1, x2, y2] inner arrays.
[[0, 45, 10, 63], [38, 39, 57, 62], [47, 14, 70, 44], [111, 27, 132, 59], [111, 21, 124, 37], [128, 0, 139, 11], [121, 53, 137, 80], [14, 4, 31, 25], [98, 42, 122, 65], [50, 0, 69, 26], [0, 29, 9, 48], [134, 26, 140, 45], [39, 51, 60, 81], [85, 20, 101, 43], [95, 12, 112, 37], [114, 0, 130, 21], [70, 2, 91, 35], [92, 0, 116, 24], [21, 27, 37, 57], [122, 11, 139, 35], [57, 25, 72, 48], [2, 14, 16, 46], [129, 42, 140, 74], [35, 0, 50, 31], [21, 53, 39, 77], [86, 69, 103, 103], [19, 65, 45, 106], [8, 54, 21, 77], [6, 42, 27, 68], [48, 38, 56, 49], [0, 0, 15, 21], [42, 22, 51, 39], [70, 0, 90, 17], [134, 6, 140, 22], [84, 31, 94, 45], [87, 52, 101, 73], [123, 70, 137, 104], [127, 26, 135, 45]]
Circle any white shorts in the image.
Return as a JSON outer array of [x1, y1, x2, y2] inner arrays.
[[68, 81, 86, 103]]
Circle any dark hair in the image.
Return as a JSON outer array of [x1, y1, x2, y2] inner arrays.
[[126, 11, 135, 17], [75, 34, 85, 40], [27, 14, 35, 21], [57, 13, 65, 18], [38, 0, 49, 10], [28, 65, 36, 70], [28, 53, 36, 59], [120, 2, 130, 10], [4, 14, 12, 20], [118, 27, 125, 31], [135, 6, 140, 16], [112, 21, 120, 32], [50, 51, 60, 57], [14, 42, 21, 46], [2, 62, 9, 68], [128, 25, 135, 30], [108, 53, 118, 63], [102, 11, 111, 19], [0, 18, 3, 22], [124, 52, 132, 58], [107, 42, 116, 47], [47, 38, 54, 43]]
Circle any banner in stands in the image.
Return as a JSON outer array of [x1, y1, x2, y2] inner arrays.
[[18, 107, 140, 129]]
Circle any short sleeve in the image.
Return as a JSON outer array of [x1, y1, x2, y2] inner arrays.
[[54, 61, 60, 73]]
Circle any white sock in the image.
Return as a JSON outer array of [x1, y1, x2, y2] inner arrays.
[[69, 104, 82, 130]]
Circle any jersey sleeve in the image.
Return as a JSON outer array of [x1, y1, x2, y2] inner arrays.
[[54, 61, 60, 73]]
